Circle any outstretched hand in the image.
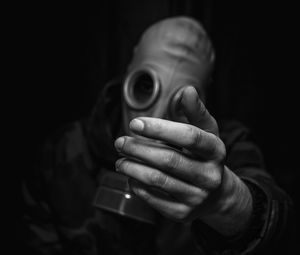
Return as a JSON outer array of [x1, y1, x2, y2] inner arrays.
[[114, 86, 253, 236]]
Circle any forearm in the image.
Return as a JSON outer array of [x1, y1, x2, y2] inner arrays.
[[199, 166, 253, 236], [192, 166, 293, 254]]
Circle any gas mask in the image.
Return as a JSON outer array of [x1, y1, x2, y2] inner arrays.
[[94, 16, 215, 224]]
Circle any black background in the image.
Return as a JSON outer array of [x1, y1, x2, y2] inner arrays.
[[16, 1, 298, 254]]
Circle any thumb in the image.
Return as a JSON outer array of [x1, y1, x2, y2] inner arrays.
[[180, 86, 219, 135]]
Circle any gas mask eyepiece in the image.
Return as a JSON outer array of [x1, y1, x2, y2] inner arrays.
[[123, 68, 160, 110]]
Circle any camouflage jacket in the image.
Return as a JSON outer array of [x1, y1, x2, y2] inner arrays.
[[22, 82, 293, 255]]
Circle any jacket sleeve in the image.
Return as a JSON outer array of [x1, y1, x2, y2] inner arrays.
[[191, 120, 294, 255]]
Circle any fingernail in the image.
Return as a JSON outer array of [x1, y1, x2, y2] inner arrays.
[[114, 137, 125, 152], [130, 119, 144, 132], [182, 86, 195, 102], [186, 85, 197, 94]]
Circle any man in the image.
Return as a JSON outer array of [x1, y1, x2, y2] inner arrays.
[[22, 16, 292, 254]]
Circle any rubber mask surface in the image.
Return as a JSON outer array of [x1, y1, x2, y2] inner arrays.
[[123, 16, 215, 135]]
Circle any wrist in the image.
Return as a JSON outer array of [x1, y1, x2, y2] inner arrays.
[[200, 166, 253, 236], [192, 177, 269, 254]]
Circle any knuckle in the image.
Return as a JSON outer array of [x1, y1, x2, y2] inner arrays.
[[207, 117, 219, 135], [193, 163, 222, 191], [164, 151, 181, 171], [214, 138, 226, 161], [208, 169, 222, 190], [208, 135, 226, 161], [188, 190, 204, 206], [155, 121, 164, 135], [198, 100, 207, 116], [189, 127, 203, 148], [173, 206, 190, 222], [134, 187, 150, 201], [149, 171, 168, 188]]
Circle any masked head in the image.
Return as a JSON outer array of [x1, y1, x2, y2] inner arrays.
[[122, 16, 215, 135]]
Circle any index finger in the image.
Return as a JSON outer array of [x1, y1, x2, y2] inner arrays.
[[180, 86, 219, 136], [129, 117, 225, 160]]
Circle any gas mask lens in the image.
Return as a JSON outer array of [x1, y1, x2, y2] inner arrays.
[[124, 69, 160, 110]]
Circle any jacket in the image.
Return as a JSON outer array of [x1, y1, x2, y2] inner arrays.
[[22, 80, 293, 255]]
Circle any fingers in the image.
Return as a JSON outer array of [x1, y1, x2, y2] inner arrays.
[[180, 86, 219, 135], [116, 158, 207, 206], [128, 179, 191, 221], [114, 137, 223, 189], [128, 118, 225, 160]]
